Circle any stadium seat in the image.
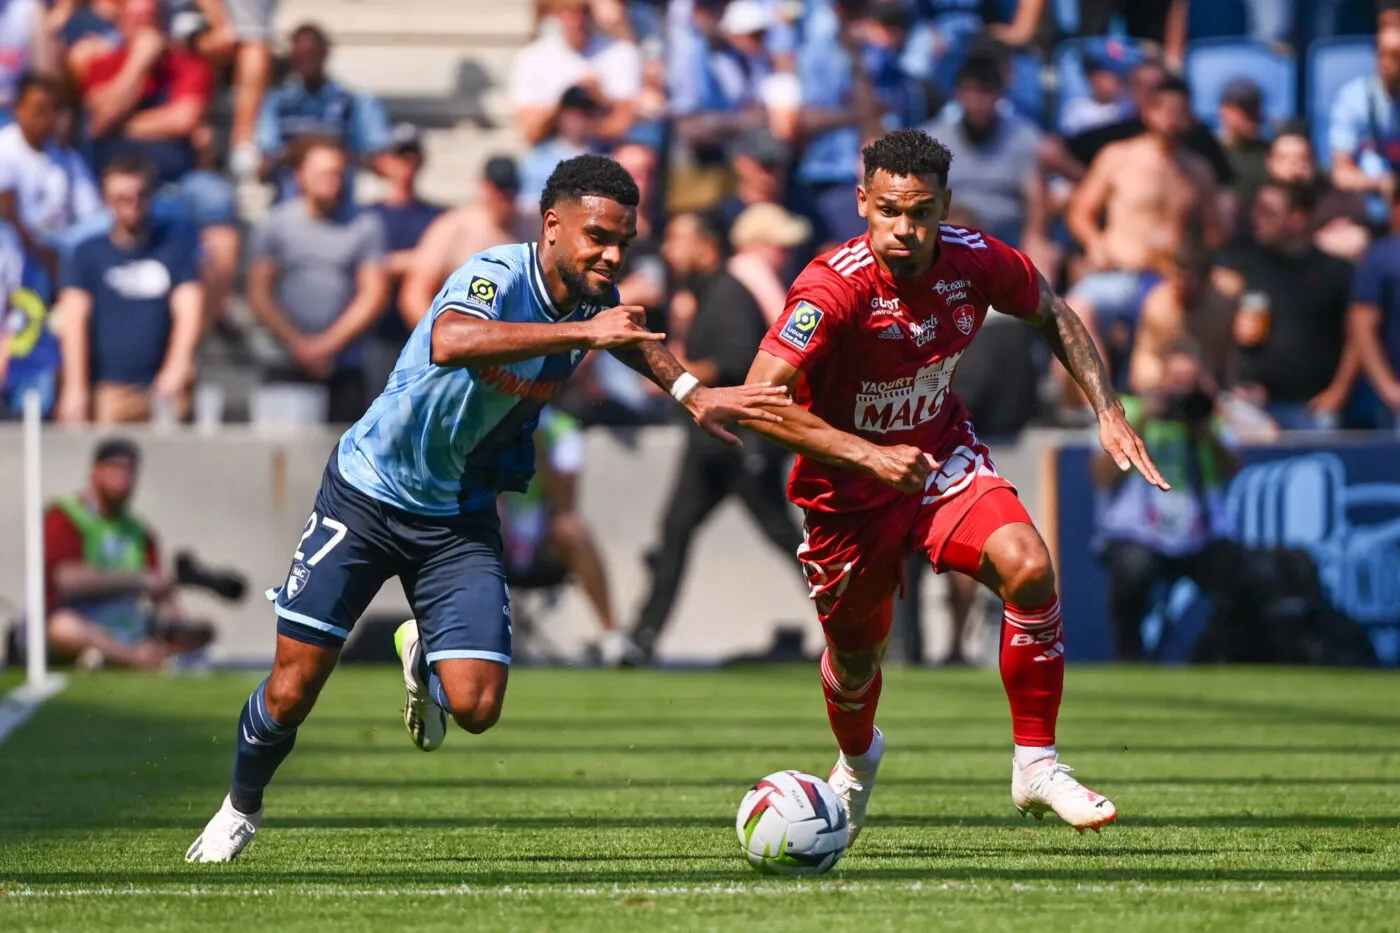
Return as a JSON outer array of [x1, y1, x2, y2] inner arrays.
[[1184, 39, 1296, 131], [1008, 52, 1047, 127], [1185, 0, 1248, 40], [1307, 37, 1376, 167]]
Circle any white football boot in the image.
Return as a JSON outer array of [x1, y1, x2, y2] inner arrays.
[[1012, 757, 1117, 832], [185, 794, 262, 862], [395, 620, 447, 752], [828, 727, 885, 845]]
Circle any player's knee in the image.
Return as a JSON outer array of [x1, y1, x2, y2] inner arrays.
[[263, 670, 316, 724], [444, 681, 505, 734], [550, 511, 587, 552], [995, 531, 1056, 606], [829, 644, 884, 690]]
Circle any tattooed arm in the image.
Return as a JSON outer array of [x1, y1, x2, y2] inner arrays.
[[1026, 273, 1170, 490], [609, 341, 790, 446]]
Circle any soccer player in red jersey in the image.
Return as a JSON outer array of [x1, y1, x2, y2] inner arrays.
[[743, 129, 1169, 839]]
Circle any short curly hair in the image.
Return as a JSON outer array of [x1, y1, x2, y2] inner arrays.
[[540, 154, 640, 217], [862, 129, 954, 188]]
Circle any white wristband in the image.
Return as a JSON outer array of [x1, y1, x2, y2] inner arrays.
[[669, 372, 700, 403]]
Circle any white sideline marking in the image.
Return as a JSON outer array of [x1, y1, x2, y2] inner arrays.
[[2, 882, 1285, 899], [0, 675, 66, 746]]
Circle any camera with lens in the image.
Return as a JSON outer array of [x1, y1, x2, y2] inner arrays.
[[1161, 387, 1215, 425]]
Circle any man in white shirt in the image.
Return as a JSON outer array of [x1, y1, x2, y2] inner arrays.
[[0, 75, 101, 284], [509, 0, 642, 147]]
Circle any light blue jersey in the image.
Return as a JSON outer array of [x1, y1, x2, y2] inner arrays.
[[337, 242, 611, 516]]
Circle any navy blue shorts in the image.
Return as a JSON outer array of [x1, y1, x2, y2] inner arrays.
[[268, 458, 511, 665]]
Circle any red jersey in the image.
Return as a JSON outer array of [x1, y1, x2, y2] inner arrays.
[[758, 226, 1041, 514]]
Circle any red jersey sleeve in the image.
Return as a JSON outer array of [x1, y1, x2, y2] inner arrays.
[[758, 260, 855, 373], [43, 507, 83, 610], [979, 234, 1042, 319]]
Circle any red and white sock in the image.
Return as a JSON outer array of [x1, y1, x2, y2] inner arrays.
[[1000, 596, 1065, 758], [820, 649, 882, 758]]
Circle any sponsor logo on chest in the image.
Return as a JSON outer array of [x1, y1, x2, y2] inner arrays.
[[934, 278, 970, 303], [870, 295, 901, 315], [854, 351, 964, 434]]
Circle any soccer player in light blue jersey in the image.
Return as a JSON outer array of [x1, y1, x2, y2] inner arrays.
[[186, 155, 790, 862]]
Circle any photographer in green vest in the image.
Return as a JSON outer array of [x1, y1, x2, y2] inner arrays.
[[1092, 341, 1249, 660], [38, 438, 214, 669]]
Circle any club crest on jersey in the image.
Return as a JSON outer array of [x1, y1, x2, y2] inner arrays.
[[954, 304, 976, 335], [780, 301, 823, 350], [285, 562, 310, 601], [467, 276, 499, 309]]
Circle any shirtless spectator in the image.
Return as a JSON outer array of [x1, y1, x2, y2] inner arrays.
[[1067, 75, 1219, 364], [1130, 240, 1238, 394], [398, 156, 532, 327]]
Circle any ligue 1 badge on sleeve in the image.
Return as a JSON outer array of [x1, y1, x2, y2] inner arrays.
[[467, 276, 499, 310], [780, 301, 824, 350], [285, 562, 310, 601]]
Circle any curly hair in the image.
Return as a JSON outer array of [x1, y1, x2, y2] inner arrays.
[[861, 129, 954, 187], [540, 154, 640, 217]]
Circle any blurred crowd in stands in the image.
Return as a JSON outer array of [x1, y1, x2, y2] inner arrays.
[[0, 0, 1399, 440]]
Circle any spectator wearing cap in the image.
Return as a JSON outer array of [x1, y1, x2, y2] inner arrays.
[[1213, 179, 1358, 431], [72, 0, 239, 331], [1217, 77, 1270, 232], [399, 155, 534, 328], [246, 138, 389, 424], [365, 123, 444, 396], [0, 75, 101, 286], [925, 50, 1050, 263], [1348, 189, 1400, 428], [670, 0, 798, 154], [630, 210, 804, 664], [727, 201, 811, 325], [511, 0, 642, 148], [1328, 25, 1400, 227], [55, 154, 202, 424], [519, 85, 606, 211], [1059, 47, 1133, 137], [36, 438, 214, 670], [255, 22, 391, 206]]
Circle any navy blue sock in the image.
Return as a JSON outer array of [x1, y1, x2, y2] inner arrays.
[[428, 668, 454, 714], [229, 679, 299, 814]]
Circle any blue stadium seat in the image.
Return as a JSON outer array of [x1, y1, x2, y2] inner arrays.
[[1184, 39, 1296, 131], [1185, 0, 1247, 40], [1008, 52, 1047, 127], [1307, 37, 1376, 167]]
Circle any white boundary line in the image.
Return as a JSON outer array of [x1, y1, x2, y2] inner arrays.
[[0, 674, 66, 746], [1, 882, 1288, 899]]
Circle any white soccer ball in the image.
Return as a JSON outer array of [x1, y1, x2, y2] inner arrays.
[[735, 770, 849, 875]]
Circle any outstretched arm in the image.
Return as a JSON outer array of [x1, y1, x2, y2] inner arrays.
[[737, 350, 935, 493], [610, 341, 791, 446], [1026, 273, 1170, 490]]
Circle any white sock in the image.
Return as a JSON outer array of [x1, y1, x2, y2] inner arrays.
[[1014, 744, 1057, 770]]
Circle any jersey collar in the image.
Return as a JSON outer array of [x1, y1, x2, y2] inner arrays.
[[528, 241, 571, 320]]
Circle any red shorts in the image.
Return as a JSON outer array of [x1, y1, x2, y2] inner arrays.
[[796, 430, 1032, 653]]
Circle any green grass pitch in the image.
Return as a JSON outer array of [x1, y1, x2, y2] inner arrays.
[[1, 665, 1399, 931]]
